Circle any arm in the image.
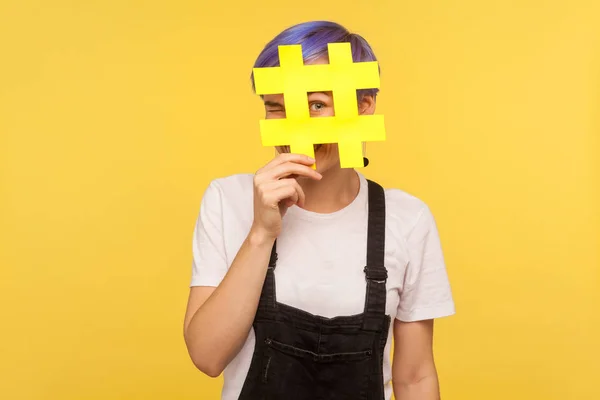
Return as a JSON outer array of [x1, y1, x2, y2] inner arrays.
[[183, 153, 321, 377], [183, 229, 274, 377], [393, 204, 455, 398], [392, 319, 440, 400]]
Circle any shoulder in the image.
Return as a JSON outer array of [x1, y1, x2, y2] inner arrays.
[[201, 173, 254, 209], [382, 185, 434, 240], [384, 186, 430, 225], [210, 174, 254, 191], [208, 173, 254, 194]]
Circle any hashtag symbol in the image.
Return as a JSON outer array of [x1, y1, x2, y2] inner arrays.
[[253, 42, 386, 168]]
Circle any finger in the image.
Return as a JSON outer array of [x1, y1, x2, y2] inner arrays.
[[282, 179, 305, 208], [293, 179, 306, 207], [257, 153, 315, 175], [255, 154, 318, 186], [260, 179, 305, 208], [284, 199, 295, 208], [265, 162, 322, 181], [265, 185, 299, 208]]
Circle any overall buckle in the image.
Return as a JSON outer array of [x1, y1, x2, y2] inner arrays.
[[364, 266, 388, 283]]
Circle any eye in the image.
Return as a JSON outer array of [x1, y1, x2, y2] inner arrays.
[[309, 102, 326, 112]]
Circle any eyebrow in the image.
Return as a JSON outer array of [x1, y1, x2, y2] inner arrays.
[[264, 100, 284, 108]]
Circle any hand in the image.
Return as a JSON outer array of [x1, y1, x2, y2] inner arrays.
[[251, 153, 322, 241]]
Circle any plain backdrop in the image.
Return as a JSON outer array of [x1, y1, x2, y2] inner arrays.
[[0, 1, 598, 399]]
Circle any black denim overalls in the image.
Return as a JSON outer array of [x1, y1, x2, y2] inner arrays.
[[238, 180, 390, 400]]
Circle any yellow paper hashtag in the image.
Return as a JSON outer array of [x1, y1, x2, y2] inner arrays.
[[253, 42, 386, 168]]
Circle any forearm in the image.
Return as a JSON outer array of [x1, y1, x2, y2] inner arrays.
[[185, 227, 275, 376], [393, 373, 440, 400]]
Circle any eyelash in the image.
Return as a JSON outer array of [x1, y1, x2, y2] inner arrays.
[[309, 102, 326, 111], [266, 101, 326, 114]]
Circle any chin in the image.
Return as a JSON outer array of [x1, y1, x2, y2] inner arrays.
[[314, 158, 338, 175], [314, 144, 339, 174]]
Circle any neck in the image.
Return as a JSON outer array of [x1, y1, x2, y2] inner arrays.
[[297, 167, 360, 213]]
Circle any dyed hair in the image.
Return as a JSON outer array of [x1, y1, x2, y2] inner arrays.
[[251, 21, 380, 100]]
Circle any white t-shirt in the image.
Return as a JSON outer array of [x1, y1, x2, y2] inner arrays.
[[190, 172, 455, 400]]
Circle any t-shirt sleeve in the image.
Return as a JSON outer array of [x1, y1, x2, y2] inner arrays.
[[396, 205, 456, 322], [190, 181, 229, 287]]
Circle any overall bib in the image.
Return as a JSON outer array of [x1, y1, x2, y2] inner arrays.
[[238, 180, 390, 400]]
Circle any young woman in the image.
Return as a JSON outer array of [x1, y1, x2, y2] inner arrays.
[[183, 21, 455, 400]]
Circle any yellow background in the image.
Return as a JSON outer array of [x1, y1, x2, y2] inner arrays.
[[1, 1, 598, 399]]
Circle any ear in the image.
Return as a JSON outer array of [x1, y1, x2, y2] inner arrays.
[[358, 95, 376, 115]]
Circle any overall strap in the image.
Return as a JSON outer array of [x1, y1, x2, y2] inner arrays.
[[256, 240, 278, 318], [362, 180, 388, 331]]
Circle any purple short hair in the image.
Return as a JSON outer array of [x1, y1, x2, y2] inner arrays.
[[251, 21, 380, 100]]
